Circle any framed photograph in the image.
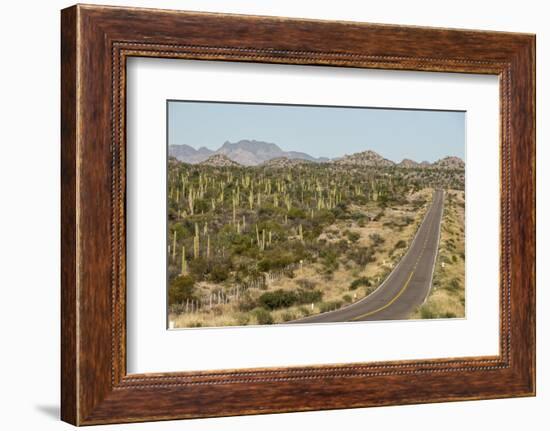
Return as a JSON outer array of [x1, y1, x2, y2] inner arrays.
[[61, 4, 535, 425]]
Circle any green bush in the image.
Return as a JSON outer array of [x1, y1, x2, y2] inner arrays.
[[257, 250, 296, 272], [296, 289, 323, 304], [210, 263, 231, 282], [349, 277, 372, 290], [259, 290, 297, 310], [253, 307, 274, 325], [287, 207, 307, 219], [258, 288, 322, 310], [168, 275, 196, 304], [420, 306, 436, 319]]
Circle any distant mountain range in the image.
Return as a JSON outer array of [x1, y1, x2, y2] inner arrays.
[[169, 139, 464, 169], [170, 139, 329, 166]]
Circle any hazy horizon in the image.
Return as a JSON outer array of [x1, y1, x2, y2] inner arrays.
[[168, 101, 465, 163]]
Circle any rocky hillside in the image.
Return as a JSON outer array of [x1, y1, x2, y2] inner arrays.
[[199, 154, 242, 167], [432, 156, 465, 170], [397, 158, 420, 168], [332, 150, 395, 167], [262, 157, 314, 169], [169, 144, 214, 164]]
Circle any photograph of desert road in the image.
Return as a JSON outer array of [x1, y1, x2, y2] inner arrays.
[[167, 101, 465, 328]]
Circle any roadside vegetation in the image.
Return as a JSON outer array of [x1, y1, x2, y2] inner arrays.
[[412, 190, 465, 319], [167, 160, 465, 327]]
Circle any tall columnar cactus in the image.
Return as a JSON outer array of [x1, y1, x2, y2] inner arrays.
[[194, 234, 200, 259], [188, 189, 194, 215], [172, 231, 177, 261], [256, 224, 260, 247], [299, 224, 304, 242], [242, 215, 246, 230], [206, 235, 210, 259], [180, 245, 187, 275]]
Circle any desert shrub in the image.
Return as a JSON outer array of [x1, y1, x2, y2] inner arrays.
[[342, 294, 352, 303], [188, 257, 209, 279], [449, 278, 461, 291], [281, 312, 296, 322], [259, 290, 297, 310], [402, 216, 414, 225], [314, 209, 336, 225], [319, 249, 340, 274], [394, 239, 407, 249], [186, 321, 203, 328], [168, 275, 196, 304], [287, 207, 307, 219], [298, 306, 311, 317], [296, 279, 317, 290], [347, 247, 375, 266], [345, 230, 361, 243], [420, 306, 436, 319], [257, 205, 280, 218], [236, 313, 250, 326], [237, 293, 259, 312], [257, 251, 295, 272], [349, 277, 372, 290], [193, 198, 210, 214], [319, 300, 343, 313], [373, 211, 385, 221], [210, 262, 231, 282], [296, 289, 323, 304], [369, 233, 385, 245], [258, 288, 322, 311], [253, 307, 274, 325]]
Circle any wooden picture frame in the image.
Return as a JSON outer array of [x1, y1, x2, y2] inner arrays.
[[61, 4, 535, 425]]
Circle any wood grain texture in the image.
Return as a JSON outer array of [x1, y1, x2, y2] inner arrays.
[[60, 4, 535, 425]]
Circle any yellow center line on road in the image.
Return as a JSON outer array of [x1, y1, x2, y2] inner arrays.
[[350, 215, 435, 321]]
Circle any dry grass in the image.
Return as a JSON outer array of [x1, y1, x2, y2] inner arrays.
[[170, 189, 433, 328], [412, 189, 465, 319]]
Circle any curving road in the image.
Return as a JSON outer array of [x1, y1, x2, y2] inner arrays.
[[293, 189, 444, 323]]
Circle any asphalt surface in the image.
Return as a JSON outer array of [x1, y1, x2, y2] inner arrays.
[[293, 189, 445, 323]]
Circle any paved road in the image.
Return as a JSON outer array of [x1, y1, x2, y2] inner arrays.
[[293, 189, 445, 323]]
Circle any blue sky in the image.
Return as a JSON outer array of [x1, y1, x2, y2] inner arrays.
[[168, 101, 465, 163]]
